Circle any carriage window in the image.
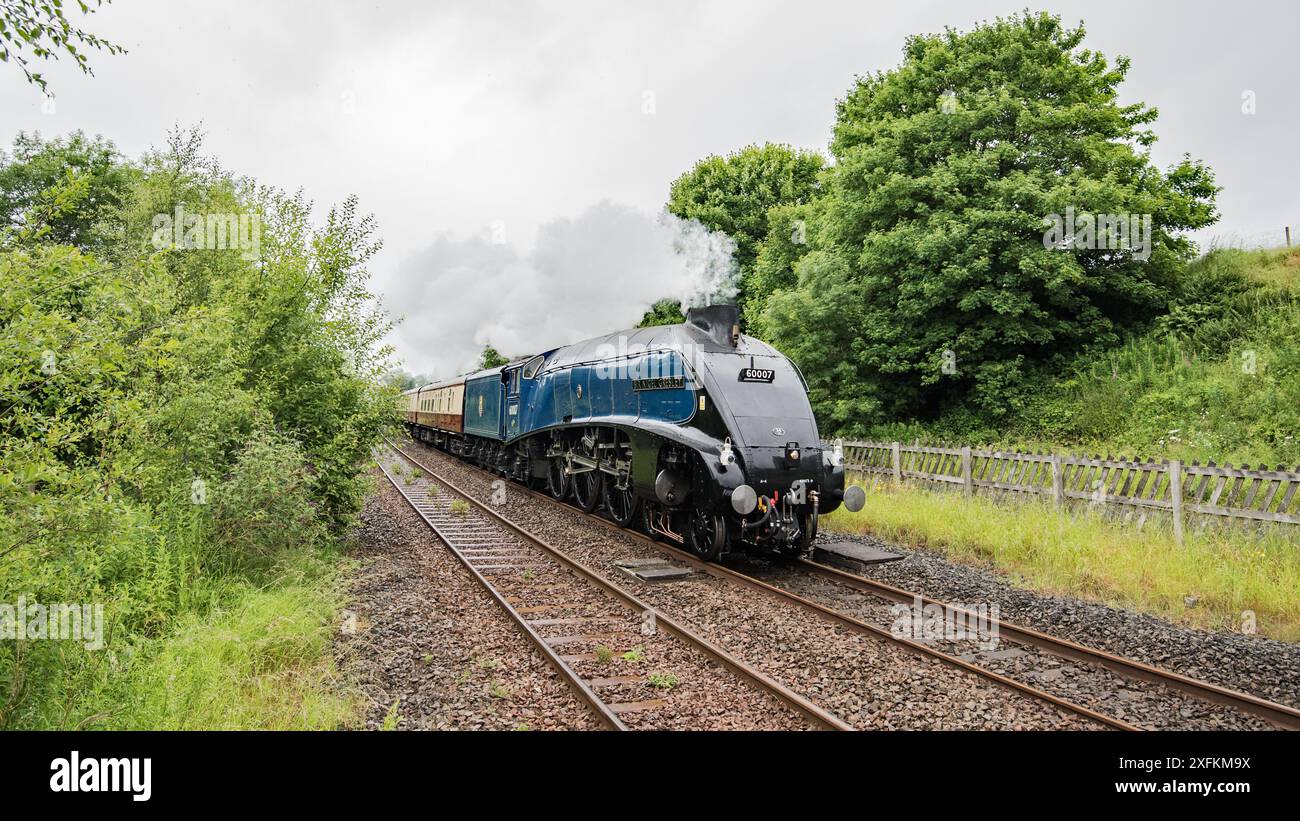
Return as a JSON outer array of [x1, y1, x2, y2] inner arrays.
[[522, 355, 544, 379]]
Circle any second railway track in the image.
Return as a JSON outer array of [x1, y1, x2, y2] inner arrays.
[[394, 434, 1300, 731], [377, 443, 845, 730], [389, 436, 1134, 730]]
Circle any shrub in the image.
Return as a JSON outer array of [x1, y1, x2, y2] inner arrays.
[[209, 430, 326, 568]]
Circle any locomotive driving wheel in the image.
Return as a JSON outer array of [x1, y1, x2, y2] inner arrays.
[[604, 481, 638, 527], [687, 508, 727, 561], [546, 456, 570, 501], [570, 442, 603, 514]]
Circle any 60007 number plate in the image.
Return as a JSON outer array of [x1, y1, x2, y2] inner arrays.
[[738, 367, 775, 383]]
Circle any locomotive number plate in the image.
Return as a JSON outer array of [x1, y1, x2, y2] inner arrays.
[[738, 367, 775, 383]]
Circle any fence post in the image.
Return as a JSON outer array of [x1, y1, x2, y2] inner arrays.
[[1170, 459, 1184, 546], [961, 446, 972, 496], [891, 442, 902, 484], [1050, 455, 1063, 509]]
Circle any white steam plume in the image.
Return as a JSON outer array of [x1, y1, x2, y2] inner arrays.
[[385, 200, 739, 377]]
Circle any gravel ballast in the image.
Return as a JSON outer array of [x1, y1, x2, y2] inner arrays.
[[337, 469, 601, 730], [809, 531, 1300, 712], [365, 450, 815, 730], [401, 439, 1105, 730], [733, 555, 1273, 729]]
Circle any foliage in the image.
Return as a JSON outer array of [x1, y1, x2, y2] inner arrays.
[[209, 430, 325, 569], [0, 0, 125, 93], [620, 645, 644, 662], [0, 128, 394, 728], [103, 552, 357, 730], [827, 480, 1300, 641], [0, 131, 134, 252], [635, 296, 685, 328], [384, 369, 432, 391], [477, 345, 508, 369], [665, 143, 823, 326], [866, 247, 1300, 466], [756, 12, 1218, 431], [647, 672, 678, 690]]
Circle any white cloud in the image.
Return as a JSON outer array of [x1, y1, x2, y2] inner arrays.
[[3, 0, 1295, 377], [386, 201, 739, 377]]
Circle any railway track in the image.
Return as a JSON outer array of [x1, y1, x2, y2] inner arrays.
[[389, 436, 1129, 730], [396, 434, 1300, 731], [784, 557, 1300, 730], [376, 443, 850, 731]]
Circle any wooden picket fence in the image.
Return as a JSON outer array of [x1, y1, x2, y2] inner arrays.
[[842, 441, 1300, 543]]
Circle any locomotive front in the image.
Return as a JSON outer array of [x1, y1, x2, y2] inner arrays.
[[679, 305, 865, 556]]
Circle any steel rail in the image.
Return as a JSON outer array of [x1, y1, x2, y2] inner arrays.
[[795, 557, 1300, 730], [391, 437, 1133, 730], [376, 454, 628, 730], [382, 441, 851, 731], [405, 434, 1300, 730]]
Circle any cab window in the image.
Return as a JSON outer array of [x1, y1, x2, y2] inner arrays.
[[522, 355, 544, 379]]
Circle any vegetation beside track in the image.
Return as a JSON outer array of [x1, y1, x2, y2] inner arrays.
[[0, 129, 391, 729], [826, 481, 1300, 642], [862, 246, 1300, 466]]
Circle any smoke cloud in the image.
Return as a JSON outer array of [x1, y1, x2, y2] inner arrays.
[[384, 200, 739, 377]]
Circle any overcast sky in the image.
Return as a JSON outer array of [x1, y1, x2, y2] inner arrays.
[[3, 0, 1297, 377]]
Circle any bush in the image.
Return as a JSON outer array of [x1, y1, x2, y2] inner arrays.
[[0, 129, 395, 728], [209, 430, 326, 568]]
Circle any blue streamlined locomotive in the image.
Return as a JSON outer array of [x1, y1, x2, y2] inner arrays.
[[401, 304, 864, 560]]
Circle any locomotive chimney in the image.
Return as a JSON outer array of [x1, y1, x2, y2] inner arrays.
[[685, 303, 740, 348]]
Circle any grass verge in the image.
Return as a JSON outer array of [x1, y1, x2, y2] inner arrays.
[[79, 550, 359, 731], [825, 480, 1300, 642]]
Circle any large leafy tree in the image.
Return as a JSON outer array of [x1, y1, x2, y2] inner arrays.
[[762, 12, 1218, 431], [665, 143, 824, 325]]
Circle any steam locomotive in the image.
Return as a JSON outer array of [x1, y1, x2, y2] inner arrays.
[[400, 304, 864, 560]]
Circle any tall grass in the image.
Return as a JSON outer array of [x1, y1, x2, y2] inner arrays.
[[110, 552, 358, 730], [826, 481, 1300, 642], [9, 549, 359, 731]]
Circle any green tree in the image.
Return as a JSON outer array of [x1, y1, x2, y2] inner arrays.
[[665, 143, 824, 325], [478, 345, 508, 369], [1, 129, 397, 727], [762, 12, 1218, 432], [384, 369, 432, 390], [0, 131, 134, 252], [636, 297, 685, 328], [1, 0, 125, 94]]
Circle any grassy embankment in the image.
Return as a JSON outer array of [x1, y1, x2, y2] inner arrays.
[[829, 247, 1300, 641]]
